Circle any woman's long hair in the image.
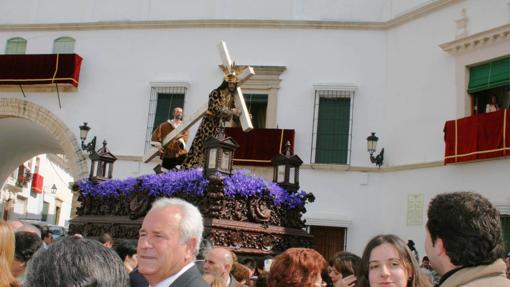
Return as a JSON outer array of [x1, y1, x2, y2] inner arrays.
[[0, 220, 19, 287], [355, 234, 431, 287]]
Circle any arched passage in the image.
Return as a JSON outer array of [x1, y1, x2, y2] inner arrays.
[[0, 98, 88, 184]]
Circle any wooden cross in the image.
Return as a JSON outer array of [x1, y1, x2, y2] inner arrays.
[[143, 41, 254, 163]]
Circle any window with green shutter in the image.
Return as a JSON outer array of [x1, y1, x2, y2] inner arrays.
[[5, 37, 27, 54], [145, 85, 187, 153], [53, 37, 76, 54], [468, 56, 510, 93], [243, 94, 268, 128], [312, 87, 354, 164]]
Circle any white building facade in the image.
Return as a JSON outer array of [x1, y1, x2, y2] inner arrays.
[[1, 0, 509, 257]]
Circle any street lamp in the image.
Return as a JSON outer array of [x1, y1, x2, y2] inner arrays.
[[203, 134, 239, 178], [79, 122, 96, 154], [271, 141, 303, 193], [50, 184, 57, 194], [367, 132, 384, 168]]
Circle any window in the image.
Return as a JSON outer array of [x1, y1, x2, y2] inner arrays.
[[145, 83, 188, 152], [53, 37, 75, 54], [468, 56, 510, 114], [243, 94, 268, 129], [311, 85, 355, 164], [41, 202, 49, 222], [5, 37, 27, 54]]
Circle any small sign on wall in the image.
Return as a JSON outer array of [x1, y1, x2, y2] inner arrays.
[[407, 193, 424, 225]]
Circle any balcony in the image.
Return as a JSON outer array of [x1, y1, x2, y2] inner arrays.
[[225, 127, 295, 166], [444, 109, 510, 164], [0, 54, 83, 92]]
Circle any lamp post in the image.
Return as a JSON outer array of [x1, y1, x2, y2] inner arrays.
[[79, 123, 116, 181], [367, 132, 384, 168], [271, 141, 303, 193], [203, 133, 239, 178], [79, 122, 96, 154]]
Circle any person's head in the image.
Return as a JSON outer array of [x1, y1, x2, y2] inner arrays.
[[425, 192, 505, 275], [328, 251, 361, 284], [231, 262, 251, 285], [17, 224, 41, 238], [98, 232, 113, 248], [202, 273, 228, 287], [268, 248, 327, 287], [12, 231, 42, 278], [173, 107, 183, 121], [203, 247, 234, 280], [357, 234, 428, 287], [25, 235, 128, 287], [41, 228, 53, 246], [114, 240, 138, 272], [491, 95, 498, 104], [137, 197, 204, 285], [0, 220, 18, 287], [420, 256, 431, 269]]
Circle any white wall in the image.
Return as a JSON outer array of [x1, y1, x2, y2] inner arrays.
[[1, 0, 510, 256]]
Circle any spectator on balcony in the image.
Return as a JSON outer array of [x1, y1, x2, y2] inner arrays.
[[486, 95, 500, 113]]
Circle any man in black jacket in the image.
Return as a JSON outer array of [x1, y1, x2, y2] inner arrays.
[[137, 198, 208, 287]]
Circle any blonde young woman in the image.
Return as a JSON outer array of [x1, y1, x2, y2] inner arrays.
[[0, 220, 19, 287]]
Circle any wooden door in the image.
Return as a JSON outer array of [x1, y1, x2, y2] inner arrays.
[[309, 225, 346, 261]]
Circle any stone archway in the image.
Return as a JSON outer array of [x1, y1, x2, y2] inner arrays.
[[0, 98, 88, 183]]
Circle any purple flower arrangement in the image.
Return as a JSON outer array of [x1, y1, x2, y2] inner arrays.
[[78, 169, 313, 209]]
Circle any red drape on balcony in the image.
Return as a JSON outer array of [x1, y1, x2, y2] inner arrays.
[[0, 54, 83, 87], [225, 127, 295, 166], [444, 109, 510, 164], [31, 173, 44, 193]]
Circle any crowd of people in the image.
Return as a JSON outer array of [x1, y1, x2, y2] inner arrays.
[[1, 191, 510, 287]]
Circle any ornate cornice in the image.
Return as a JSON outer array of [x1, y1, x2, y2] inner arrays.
[[0, 0, 461, 32], [440, 23, 510, 55]]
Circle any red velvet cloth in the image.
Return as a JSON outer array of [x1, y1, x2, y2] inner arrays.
[[0, 54, 82, 87], [31, 173, 44, 193], [225, 127, 295, 166], [444, 109, 510, 164]]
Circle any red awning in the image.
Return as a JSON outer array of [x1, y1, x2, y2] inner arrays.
[[0, 54, 82, 87], [444, 109, 510, 164], [225, 127, 295, 166], [31, 173, 44, 193]]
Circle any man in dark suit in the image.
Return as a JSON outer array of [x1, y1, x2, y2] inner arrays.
[[137, 198, 208, 287], [204, 247, 247, 287]]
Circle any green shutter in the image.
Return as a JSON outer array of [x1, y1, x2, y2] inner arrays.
[[53, 37, 75, 54], [468, 57, 510, 93], [5, 37, 27, 54], [502, 216, 510, 253], [152, 93, 184, 131], [315, 97, 351, 164]]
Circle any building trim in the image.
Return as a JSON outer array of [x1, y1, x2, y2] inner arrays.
[[440, 23, 510, 55], [305, 215, 352, 228], [0, 0, 461, 32]]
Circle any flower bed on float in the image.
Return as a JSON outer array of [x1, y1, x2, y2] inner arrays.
[[70, 169, 315, 254]]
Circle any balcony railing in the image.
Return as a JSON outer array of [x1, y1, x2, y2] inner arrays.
[[444, 109, 510, 164], [225, 127, 295, 166]]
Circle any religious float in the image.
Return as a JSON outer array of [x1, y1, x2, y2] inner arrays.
[[69, 41, 314, 255]]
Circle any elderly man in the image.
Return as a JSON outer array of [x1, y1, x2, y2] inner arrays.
[[204, 247, 247, 287], [425, 192, 510, 286], [137, 198, 208, 287]]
